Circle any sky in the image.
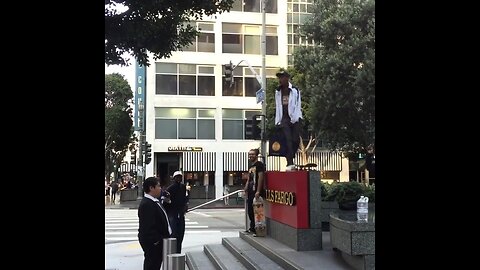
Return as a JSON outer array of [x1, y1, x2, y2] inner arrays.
[[105, 54, 136, 92], [105, 4, 134, 89]]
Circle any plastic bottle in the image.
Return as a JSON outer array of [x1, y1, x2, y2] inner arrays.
[[357, 196, 369, 221]]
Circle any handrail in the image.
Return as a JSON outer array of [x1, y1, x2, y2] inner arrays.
[[187, 189, 244, 212]]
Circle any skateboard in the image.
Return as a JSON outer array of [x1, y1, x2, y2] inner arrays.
[[253, 196, 266, 237]]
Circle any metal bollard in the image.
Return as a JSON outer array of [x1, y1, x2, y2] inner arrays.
[[162, 238, 177, 270], [167, 254, 185, 270]]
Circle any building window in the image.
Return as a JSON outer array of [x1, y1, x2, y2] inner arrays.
[[155, 108, 215, 140], [287, 0, 315, 66], [181, 22, 215, 52], [179, 119, 196, 139], [230, 0, 277, 13], [155, 63, 215, 96], [222, 23, 278, 55], [222, 67, 277, 97], [155, 119, 177, 139], [266, 36, 278, 55], [222, 109, 261, 140]]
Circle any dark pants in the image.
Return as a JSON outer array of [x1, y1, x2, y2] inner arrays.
[[111, 189, 117, 201], [140, 242, 163, 270], [168, 213, 185, 253], [247, 195, 255, 231], [280, 119, 301, 165]]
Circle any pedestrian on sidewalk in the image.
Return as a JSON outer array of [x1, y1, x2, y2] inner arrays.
[[244, 148, 265, 234], [110, 181, 119, 203], [223, 184, 230, 205], [164, 171, 189, 253], [138, 176, 172, 270]]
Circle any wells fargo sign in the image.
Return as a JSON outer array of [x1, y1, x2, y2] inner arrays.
[[265, 171, 309, 229], [265, 189, 296, 206]]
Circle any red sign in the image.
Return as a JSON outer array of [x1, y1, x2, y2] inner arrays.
[[265, 171, 309, 229]]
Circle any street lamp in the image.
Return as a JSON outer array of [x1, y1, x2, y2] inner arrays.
[[137, 100, 144, 199], [261, 0, 267, 163]]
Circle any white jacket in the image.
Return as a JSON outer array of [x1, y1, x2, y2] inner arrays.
[[275, 82, 302, 125]]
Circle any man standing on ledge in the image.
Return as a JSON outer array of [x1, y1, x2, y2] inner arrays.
[[274, 70, 303, 171]]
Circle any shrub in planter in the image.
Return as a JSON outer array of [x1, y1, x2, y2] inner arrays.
[[319, 181, 339, 230], [325, 181, 365, 210], [363, 184, 375, 203], [320, 182, 336, 201]]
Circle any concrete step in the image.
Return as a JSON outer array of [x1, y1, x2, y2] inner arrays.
[[238, 232, 302, 270], [185, 250, 216, 270], [239, 231, 354, 270], [222, 237, 284, 270], [204, 244, 248, 270]]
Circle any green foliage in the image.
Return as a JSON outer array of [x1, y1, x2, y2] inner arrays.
[[363, 184, 375, 203], [294, 0, 375, 156], [105, 0, 234, 66], [105, 73, 134, 179], [323, 181, 372, 204], [320, 182, 335, 201]]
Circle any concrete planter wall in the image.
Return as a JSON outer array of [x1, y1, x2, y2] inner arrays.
[[330, 211, 375, 270], [120, 189, 138, 202], [320, 201, 339, 231], [320, 201, 375, 231]]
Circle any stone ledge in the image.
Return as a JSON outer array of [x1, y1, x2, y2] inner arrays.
[[329, 212, 375, 232], [266, 218, 322, 251], [330, 211, 375, 270]]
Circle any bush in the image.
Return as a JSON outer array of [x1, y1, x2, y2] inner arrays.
[[324, 181, 376, 204], [363, 184, 375, 203], [321, 181, 375, 204], [321, 182, 335, 201]]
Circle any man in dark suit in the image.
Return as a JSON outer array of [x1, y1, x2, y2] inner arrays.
[[138, 177, 172, 270], [164, 171, 189, 253]]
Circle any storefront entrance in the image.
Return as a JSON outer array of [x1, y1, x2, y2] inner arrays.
[[156, 153, 180, 184]]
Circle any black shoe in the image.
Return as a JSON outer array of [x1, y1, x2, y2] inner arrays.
[[248, 228, 256, 234]]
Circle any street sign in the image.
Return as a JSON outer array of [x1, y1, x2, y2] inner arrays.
[[256, 88, 265, 104]]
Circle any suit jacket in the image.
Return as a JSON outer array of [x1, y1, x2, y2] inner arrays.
[[164, 181, 189, 216], [137, 197, 170, 247]]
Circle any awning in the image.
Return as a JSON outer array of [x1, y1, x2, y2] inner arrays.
[[182, 152, 216, 171], [223, 152, 249, 171]]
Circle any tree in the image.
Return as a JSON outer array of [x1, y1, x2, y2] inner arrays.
[[105, 73, 134, 180], [105, 0, 234, 66], [294, 0, 375, 156]]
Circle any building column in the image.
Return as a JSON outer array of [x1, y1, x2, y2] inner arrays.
[[215, 151, 224, 199], [339, 157, 350, 182]]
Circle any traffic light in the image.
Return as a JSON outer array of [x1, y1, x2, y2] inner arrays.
[[224, 61, 233, 84], [244, 115, 262, 140], [245, 119, 254, 139], [144, 142, 152, 164], [252, 115, 261, 140], [130, 151, 136, 164]]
